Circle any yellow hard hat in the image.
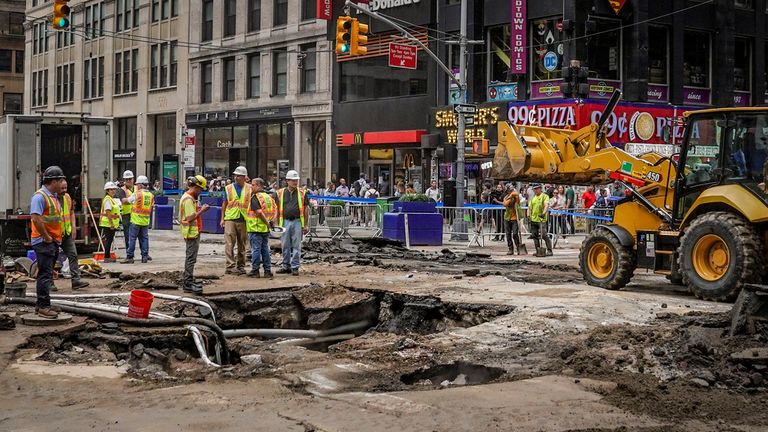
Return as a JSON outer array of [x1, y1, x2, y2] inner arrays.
[[187, 175, 207, 189]]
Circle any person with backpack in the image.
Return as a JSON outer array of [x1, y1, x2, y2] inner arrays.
[[247, 178, 276, 278], [352, 173, 367, 197]]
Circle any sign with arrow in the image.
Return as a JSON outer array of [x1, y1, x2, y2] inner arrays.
[[453, 103, 477, 115], [388, 43, 417, 70], [113, 149, 136, 161]]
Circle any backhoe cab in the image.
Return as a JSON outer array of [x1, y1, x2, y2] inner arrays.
[[493, 90, 768, 301]]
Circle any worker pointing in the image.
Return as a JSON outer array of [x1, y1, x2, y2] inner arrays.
[[121, 175, 154, 263], [221, 166, 251, 275], [275, 170, 309, 276], [180, 176, 210, 294]]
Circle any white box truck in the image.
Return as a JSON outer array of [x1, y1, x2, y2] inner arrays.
[[0, 114, 112, 256]]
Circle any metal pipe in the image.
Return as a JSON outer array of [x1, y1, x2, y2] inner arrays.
[[275, 334, 356, 346], [188, 325, 221, 368], [222, 320, 372, 339], [51, 300, 173, 320]]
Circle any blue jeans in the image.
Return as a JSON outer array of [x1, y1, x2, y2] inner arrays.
[[280, 219, 303, 270], [249, 232, 271, 273], [127, 223, 149, 259], [33, 241, 58, 308]]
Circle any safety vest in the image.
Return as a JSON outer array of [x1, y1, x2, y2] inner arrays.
[[179, 192, 202, 239], [99, 195, 121, 229], [121, 186, 133, 215], [61, 193, 73, 236], [130, 190, 154, 227], [277, 187, 305, 228], [224, 183, 251, 221], [31, 188, 64, 243], [246, 192, 276, 233]]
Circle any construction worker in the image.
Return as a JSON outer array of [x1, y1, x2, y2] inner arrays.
[[179, 176, 211, 293], [220, 166, 251, 275], [99, 182, 121, 263], [59, 179, 89, 290], [247, 178, 276, 279], [528, 184, 553, 257], [116, 170, 135, 251], [275, 170, 309, 276], [121, 175, 154, 263], [30, 166, 68, 318]]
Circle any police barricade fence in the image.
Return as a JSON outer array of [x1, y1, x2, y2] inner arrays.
[[306, 196, 383, 240], [436, 206, 481, 245]]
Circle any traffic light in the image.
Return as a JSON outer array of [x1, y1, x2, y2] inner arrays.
[[351, 20, 369, 56], [52, 0, 71, 30], [335, 16, 352, 55], [472, 138, 489, 155]]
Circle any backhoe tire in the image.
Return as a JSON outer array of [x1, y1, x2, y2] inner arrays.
[[678, 212, 763, 302], [579, 228, 636, 290]]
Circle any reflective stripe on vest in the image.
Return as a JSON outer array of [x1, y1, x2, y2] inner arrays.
[[224, 183, 251, 220], [130, 190, 154, 226], [246, 192, 276, 233], [99, 196, 121, 229], [277, 188, 305, 228], [61, 193, 73, 236], [121, 187, 133, 215], [179, 193, 201, 239], [31, 189, 64, 242]]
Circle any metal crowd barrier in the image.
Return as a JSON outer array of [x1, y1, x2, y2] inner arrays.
[[306, 203, 383, 241]]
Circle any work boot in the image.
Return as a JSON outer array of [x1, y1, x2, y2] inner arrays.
[[276, 267, 291, 275], [146, 256, 153, 261], [182, 284, 203, 294], [248, 270, 260, 278], [71, 280, 90, 290], [35, 307, 59, 319], [535, 248, 548, 257], [263, 271, 274, 279], [141, 257, 148, 264], [49, 283, 59, 292], [121, 258, 135, 264], [506, 248, 515, 255], [546, 249, 553, 256], [291, 268, 299, 276], [235, 268, 246, 275], [103, 258, 115, 263]]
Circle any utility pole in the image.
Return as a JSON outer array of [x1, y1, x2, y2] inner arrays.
[[455, 0, 468, 208]]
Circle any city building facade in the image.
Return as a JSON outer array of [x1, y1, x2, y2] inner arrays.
[[0, 1, 24, 116]]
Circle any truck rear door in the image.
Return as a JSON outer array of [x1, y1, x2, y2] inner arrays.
[[84, 120, 111, 202], [14, 118, 40, 214]]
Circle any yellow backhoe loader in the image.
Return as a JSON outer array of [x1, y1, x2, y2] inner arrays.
[[493, 90, 768, 302]]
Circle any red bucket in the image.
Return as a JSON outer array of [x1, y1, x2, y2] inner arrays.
[[127, 290, 154, 319]]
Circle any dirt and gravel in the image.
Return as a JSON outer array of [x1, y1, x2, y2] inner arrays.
[[0, 232, 766, 431]]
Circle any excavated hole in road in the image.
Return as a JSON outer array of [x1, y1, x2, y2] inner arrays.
[[400, 361, 506, 387]]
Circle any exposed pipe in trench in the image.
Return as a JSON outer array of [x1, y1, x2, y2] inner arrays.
[[4, 297, 231, 364], [221, 320, 373, 339]]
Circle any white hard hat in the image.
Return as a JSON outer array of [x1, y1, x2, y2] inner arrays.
[[232, 166, 248, 176], [104, 181, 118, 190], [123, 170, 135, 179], [286, 170, 299, 180], [136, 175, 149, 185]]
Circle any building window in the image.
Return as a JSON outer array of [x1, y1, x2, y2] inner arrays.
[[83, 57, 105, 99], [114, 49, 139, 94], [0, 50, 11, 72], [153, 0, 177, 22], [115, 0, 138, 32], [340, 57, 428, 102], [300, 44, 316, 93], [734, 38, 751, 92], [248, 54, 261, 98], [160, 43, 169, 87], [32, 69, 48, 107], [487, 25, 511, 83], [586, 19, 621, 80], [85, 2, 105, 38], [150, 42, 177, 89], [248, 0, 261, 32], [3, 93, 21, 115], [202, 0, 214, 41], [15, 51, 23, 74], [170, 43, 178, 86], [274, 0, 288, 26], [648, 25, 668, 85], [33, 23, 49, 55], [201, 61, 213, 103], [529, 19, 562, 82], [224, 0, 237, 37], [0, 12, 24, 36], [55, 63, 75, 104], [116, 117, 138, 176], [273, 50, 288, 95], [301, 0, 316, 20], [223, 57, 236, 101], [683, 31, 710, 88]]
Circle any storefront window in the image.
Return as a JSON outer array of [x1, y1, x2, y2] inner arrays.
[[488, 25, 511, 83], [648, 26, 668, 85], [734, 38, 751, 91], [257, 123, 290, 182], [155, 114, 177, 156], [203, 127, 233, 177], [683, 31, 710, 88], [586, 19, 620, 80], [530, 18, 563, 82], [340, 56, 427, 102]]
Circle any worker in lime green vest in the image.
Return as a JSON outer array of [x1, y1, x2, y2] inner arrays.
[[99, 182, 122, 263], [59, 177, 89, 290], [220, 166, 252, 275], [179, 176, 211, 294], [121, 175, 154, 263], [275, 170, 309, 276], [246, 178, 276, 279], [117, 170, 135, 251]]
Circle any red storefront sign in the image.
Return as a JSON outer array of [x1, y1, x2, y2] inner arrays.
[[316, 0, 332, 20], [506, 100, 694, 146], [337, 129, 427, 147], [388, 43, 417, 70]]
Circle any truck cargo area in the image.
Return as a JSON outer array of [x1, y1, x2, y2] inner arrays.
[[41, 124, 83, 213]]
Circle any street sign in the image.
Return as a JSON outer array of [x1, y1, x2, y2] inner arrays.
[[465, 116, 475, 126], [388, 43, 417, 70], [454, 103, 477, 114]]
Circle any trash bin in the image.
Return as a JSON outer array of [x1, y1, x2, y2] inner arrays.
[[376, 197, 397, 227]]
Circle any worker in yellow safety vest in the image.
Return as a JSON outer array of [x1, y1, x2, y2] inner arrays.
[[117, 170, 135, 251], [275, 170, 309, 276], [246, 178, 276, 279], [179, 175, 211, 294], [121, 175, 154, 263], [220, 166, 252, 275], [30, 166, 68, 318], [99, 182, 122, 263], [58, 179, 90, 290]]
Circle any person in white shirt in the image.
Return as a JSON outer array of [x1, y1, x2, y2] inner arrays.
[[425, 180, 441, 202]]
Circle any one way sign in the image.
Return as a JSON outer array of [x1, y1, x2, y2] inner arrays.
[[388, 43, 417, 70]]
